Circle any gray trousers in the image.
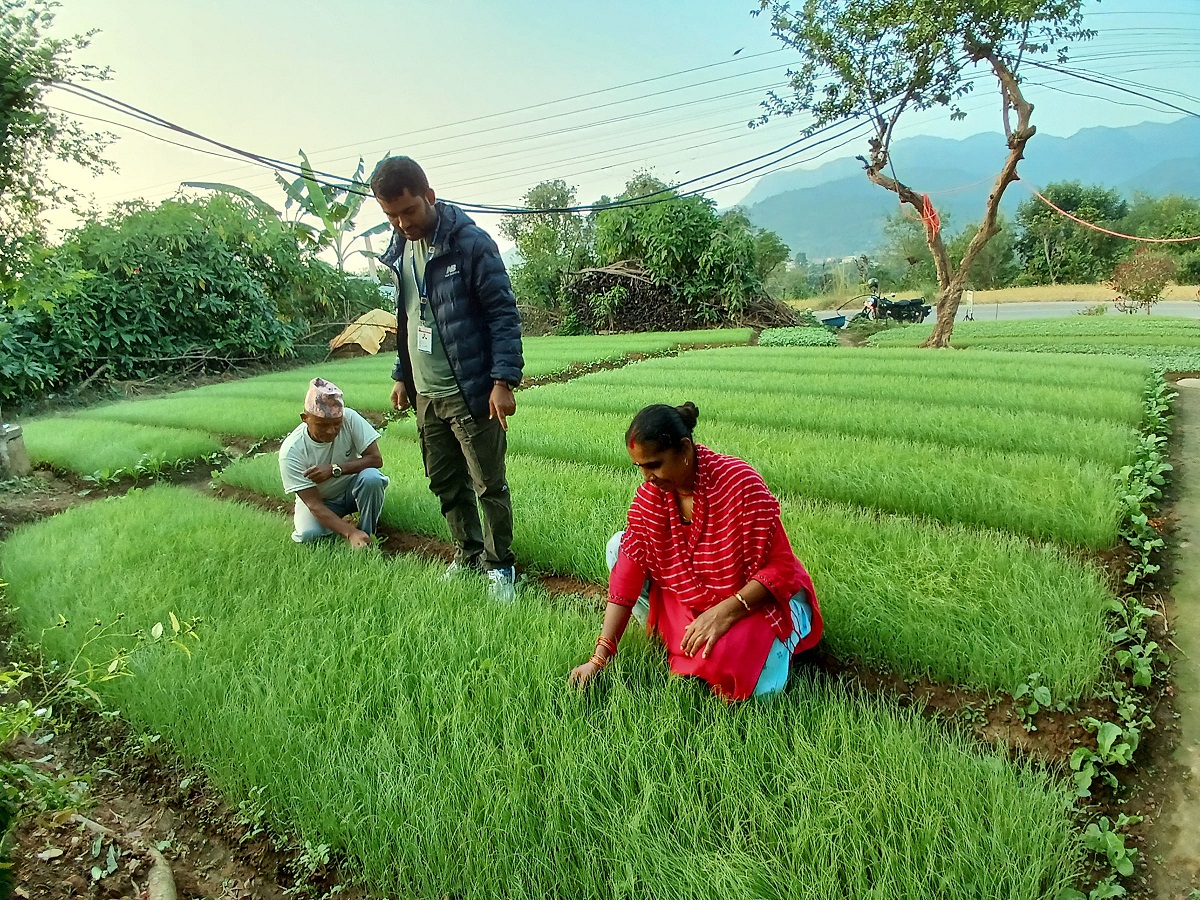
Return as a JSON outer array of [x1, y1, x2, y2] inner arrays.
[[416, 392, 514, 571], [292, 468, 389, 543]]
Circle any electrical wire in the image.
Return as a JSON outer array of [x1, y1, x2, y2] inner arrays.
[[1027, 186, 1200, 243], [53, 78, 886, 217]]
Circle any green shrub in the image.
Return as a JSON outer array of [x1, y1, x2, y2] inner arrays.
[[0, 195, 320, 405]]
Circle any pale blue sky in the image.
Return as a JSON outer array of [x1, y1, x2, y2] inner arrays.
[[45, 0, 1200, 257]]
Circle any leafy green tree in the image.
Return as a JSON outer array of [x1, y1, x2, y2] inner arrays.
[[1118, 194, 1200, 284], [880, 209, 1018, 293], [1, 0, 113, 285], [764, 262, 812, 301], [592, 174, 768, 323], [754, 0, 1091, 347], [1014, 181, 1127, 284], [498, 179, 592, 310], [723, 207, 791, 282], [879, 211, 939, 290]]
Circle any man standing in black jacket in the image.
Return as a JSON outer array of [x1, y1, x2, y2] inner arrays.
[[371, 156, 524, 601]]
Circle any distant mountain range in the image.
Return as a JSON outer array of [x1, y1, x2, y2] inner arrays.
[[738, 117, 1200, 260]]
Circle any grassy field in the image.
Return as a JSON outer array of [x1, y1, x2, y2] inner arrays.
[[0, 487, 1084, 899], [867, 316, 1200, 370]]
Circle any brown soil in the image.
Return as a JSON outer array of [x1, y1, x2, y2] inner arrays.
[[7, 720, 364, 900]]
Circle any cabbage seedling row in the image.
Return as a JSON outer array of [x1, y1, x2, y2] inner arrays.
[[0, 487, 1083, 899]]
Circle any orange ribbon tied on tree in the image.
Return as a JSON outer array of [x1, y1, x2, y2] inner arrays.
[[921, 194, 941, 240]]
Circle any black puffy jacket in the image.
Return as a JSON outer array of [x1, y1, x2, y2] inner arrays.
[[382, 202, 524, 419]]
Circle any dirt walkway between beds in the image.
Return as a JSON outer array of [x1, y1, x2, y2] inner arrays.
[[1148, 378, 1200, 897]]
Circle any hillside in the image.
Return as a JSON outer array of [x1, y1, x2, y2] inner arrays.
[[740, 117, 1200, 259]]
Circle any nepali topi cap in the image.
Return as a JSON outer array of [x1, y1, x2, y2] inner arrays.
[[304, 378, 345, 418]]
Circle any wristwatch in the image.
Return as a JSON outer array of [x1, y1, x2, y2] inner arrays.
[[331, 464, 343, 478]]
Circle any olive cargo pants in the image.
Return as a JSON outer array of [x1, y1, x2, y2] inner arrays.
[[415, 392, 515, 571]]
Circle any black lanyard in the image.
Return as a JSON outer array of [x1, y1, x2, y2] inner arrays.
[[410, 241, 434, 324]]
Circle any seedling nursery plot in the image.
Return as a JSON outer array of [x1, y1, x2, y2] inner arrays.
[[18, 330, 752, 477], [868, 316, 1200, 369], [619, 347, 1149, 425], [19, 419, 222, 475], [223, 428, 1110, 697], [481, 402, 1122, 547], [1, 488, 1084, 898]]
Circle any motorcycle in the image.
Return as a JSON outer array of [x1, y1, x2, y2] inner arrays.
[[853, 290, 931, 325]]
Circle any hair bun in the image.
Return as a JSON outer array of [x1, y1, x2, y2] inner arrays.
[[676, 401, 699, 430]]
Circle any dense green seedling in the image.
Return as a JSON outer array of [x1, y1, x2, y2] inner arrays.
[[258, 329, 754, 384], [869, 317, 1200, 344], [581, 349, 1148, 426], [378, 405, 1119, 546], [1, 488, 1082, 899], [223, 433, 1110, 696], [181, 378, 396, 414], [659, 345, 1152, 388], [521, 377, 1137, 467], [25, 330, 755, 474], [867, 317, 1200, 369], [21, 418, 222, 474], [71, 396, 304, 440]]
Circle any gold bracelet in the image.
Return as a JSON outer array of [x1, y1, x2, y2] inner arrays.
[[736, 591, 752, 611]]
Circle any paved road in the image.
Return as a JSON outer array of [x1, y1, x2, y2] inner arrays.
[[813, 300, 1200, 322]]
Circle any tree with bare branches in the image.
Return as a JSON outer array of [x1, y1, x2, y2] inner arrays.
[[753, 0, 1092, 346]]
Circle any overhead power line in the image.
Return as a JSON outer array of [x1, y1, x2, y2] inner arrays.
[[54, 79, 886, 217], [1028, 186, 1200, 243]]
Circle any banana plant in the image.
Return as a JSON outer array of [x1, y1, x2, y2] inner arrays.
[[277, 150, 391, 272], [184, 149, 392, 272]]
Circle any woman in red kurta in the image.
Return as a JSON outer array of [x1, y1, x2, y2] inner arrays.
[[568, 402, 823, 700]]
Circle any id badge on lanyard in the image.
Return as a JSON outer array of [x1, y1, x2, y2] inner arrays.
[[412, 243, 435, 354]]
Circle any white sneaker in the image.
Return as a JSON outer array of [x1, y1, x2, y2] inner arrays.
[[443, 561, 465, 580], [486, 567, 517, 602]]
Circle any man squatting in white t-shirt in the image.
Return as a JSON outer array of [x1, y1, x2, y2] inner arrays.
[[278, 378, 389, 549]]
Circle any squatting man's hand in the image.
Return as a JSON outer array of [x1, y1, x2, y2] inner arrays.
[[346, 529, 373, 550], [304, 464, 336, 484]]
